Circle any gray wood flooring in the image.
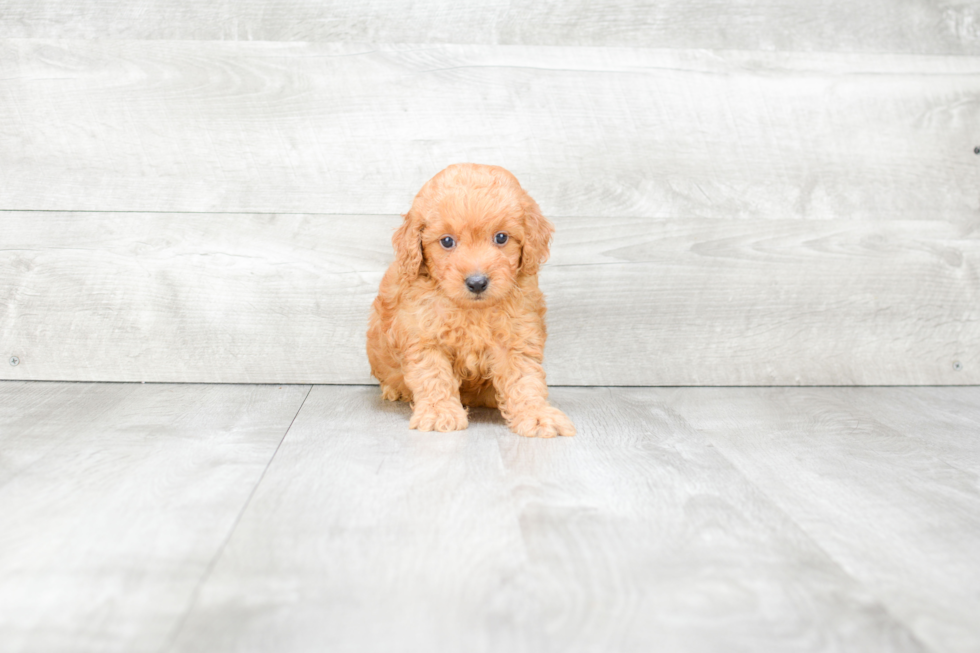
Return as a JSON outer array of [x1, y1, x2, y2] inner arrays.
[[2, 381, 978, 653]]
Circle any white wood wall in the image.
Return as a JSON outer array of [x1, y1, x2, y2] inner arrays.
[[1, 3, 978, 385]]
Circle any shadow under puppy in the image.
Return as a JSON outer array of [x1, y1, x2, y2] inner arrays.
[[367, 163, 575, 438]]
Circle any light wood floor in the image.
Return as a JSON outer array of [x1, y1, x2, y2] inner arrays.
[[1, 382, 978, 653]]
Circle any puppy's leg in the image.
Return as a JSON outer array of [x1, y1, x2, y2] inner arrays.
[[493, 355, 575, 438], [403, 347, 468, 432]]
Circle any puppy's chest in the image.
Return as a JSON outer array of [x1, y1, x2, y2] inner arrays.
[[433, 311, 508, 377]]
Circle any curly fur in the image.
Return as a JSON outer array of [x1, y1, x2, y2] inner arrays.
[[367, 163, 575, 438]]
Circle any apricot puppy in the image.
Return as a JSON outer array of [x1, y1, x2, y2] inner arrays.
[[367, 163, 575, 438]]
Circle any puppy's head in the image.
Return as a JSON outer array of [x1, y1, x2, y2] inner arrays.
[[392, 163, 554, 306]]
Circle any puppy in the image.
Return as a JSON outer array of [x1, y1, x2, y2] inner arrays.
[[367, 163, 575, 438]]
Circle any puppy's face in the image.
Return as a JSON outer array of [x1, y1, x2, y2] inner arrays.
[[421, 200, 524, 306], [392, 164, 554, 307]]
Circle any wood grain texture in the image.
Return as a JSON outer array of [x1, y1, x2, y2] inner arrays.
[[547, 216, 979, 385], [0, 213, 386, 384], [2, 212, 976, 385], [6, 383, 979, 652], [0, 381, 139, 487], [2, 0, 979, 55], [665, 386, 980, 653], [168, 385, 924, 653], [844, 387, 980, 475], [2, 41, 978, 220], [0, 382, 310, 653]]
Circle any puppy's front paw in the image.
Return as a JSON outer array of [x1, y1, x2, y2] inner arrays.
[[510, 405, 576, 438], [410, 401, 469, 432]]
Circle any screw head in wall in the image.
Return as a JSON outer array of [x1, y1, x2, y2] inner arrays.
[[952, 360, 963, 371], [975, 146, 980, 155], [9, 356, 19, 366]]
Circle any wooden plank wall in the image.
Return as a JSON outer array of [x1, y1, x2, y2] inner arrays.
[[1, 3, 978, 385], [4, 1, 980, 53]]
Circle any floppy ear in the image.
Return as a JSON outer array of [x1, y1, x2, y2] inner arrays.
[[392, 209, 424, 280], [519, 194, 554, 277]]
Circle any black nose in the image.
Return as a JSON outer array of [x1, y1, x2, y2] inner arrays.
[[465, 274, 489, 294]]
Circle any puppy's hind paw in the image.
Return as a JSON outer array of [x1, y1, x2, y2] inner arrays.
[[511, 405, 576, 438], [409, 401, 469, 432]]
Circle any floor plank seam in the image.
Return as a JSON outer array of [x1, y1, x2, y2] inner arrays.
[[693, 422, 937, 651], [157, 384, 314, 653]]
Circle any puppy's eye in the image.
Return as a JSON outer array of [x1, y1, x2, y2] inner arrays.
[[439, 236, 456, 249], [494, 232, 509, 245]]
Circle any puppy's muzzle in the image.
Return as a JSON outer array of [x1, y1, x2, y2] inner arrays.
[[465, 274, 489, 295]]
